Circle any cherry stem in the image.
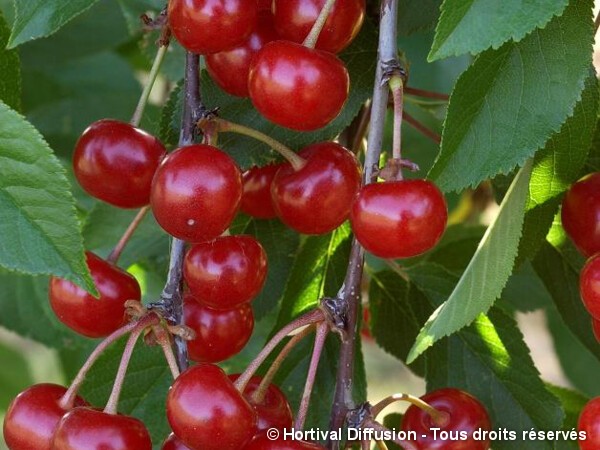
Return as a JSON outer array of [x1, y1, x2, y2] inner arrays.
[[295, 321, 329, 430], [389, 75, 404, 172], [363, 420, 418, 450], [361, 440, 371, 450], [350, 102, 372, 155], [370, 393, 449, 427], [595, 11, 600, 33], [234, 309, 326, 393], [303, 0, 337, 49], [205, 118, 306, 171], [153, 325, 181, 379], [376, 441, 389, 450], [250, 325, 315, 405], [404, 87, 449, 101], [130, 43, 169, 127], [403, 112, 441, 144], [107, 206, 150, 264]]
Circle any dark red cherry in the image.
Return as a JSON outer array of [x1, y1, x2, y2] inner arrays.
[[259, 0, 272, 10], [273, 0, 365, 53], [249, 40, 349, 131], [206, 12, 279, 97], [241, 163, 283, 219], [162, 433, 192, 450], [49, 252, 141, 338], [51, 407, 152, 450], [271, 142, 361, 234], [184, 295, 254, 363], [244, 433, 326, 449], [150, 144, 242, 243], [73, 119, 166, 208], [561, 173, 600, 257], [593, 319, 600, 343], [350, 180, 448, 258], [579, 397, 600, 450], [166, 364, 257, 450], [168, 0, 258, 55], [580, 254, 600, 320], [3, 384, 86, 450], [184, 235, 268, 308], [229, 375, 293, 431], [401, 388, 491, 450]]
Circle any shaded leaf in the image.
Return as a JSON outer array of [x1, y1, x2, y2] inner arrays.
[[0, 11, 20, 110]]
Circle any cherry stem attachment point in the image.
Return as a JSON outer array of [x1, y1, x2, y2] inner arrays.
[[107, 206, 150, 265], [303, 0, 337, 49], [389, 75, 404, 164], [131, 44, 169, 127], [370, 393, 449, 427]]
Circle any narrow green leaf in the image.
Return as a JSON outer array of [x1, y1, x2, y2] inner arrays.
[[397, 0, 442, 36], [408, 161, 533, 363], [0, 101, 94, 292], [429, 0, 568, 60], [9, 0, 101, 48], [0, 12, 20, 110], [428, 0, 594, 192]]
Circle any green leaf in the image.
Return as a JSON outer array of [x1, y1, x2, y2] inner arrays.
[[0, 341, 34, 410], [397, 0, 442, 36], [0, 12, 20, 110], [545, 384, 589, 450], [428, 0, 594, 192], [408, 160, 532, 363], [8, 0, 101, 48], [429, 0, 568, 60], [0, 101, 94, 292]]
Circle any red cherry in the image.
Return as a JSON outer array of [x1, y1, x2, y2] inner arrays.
[[162, 433, 192, 450], [51, 407, 152, 449], [579, 397, 600, 450], [243, 433, 326, 449], [561, 173, 600, 257], [73, 119, 166, 208], [401, 388, 491, 450], [3, 384, 86, 450], [593, 319, 600, 343], [49, 252, 141, 338], [150, 144, 242, 243], [168, 0, 258, 55], [184, 235, 268, 308], [206, 12, 279, 97], [350, 180, 448, 258], [249, 40, 349, 131], [580, 254, 600, 320], [184, 294, 254, 363], [241, 163, 283, 219], [229, 375, 293, 431], [167, 364, 257, 450], [259, 0, 272, 10], [273, 0, 365, 53], [271, 142, 361, 234]]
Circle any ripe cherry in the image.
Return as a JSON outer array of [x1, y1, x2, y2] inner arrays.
[[184, 235, 268, 308], [243, 433, 326, 449], [593, 319, 600, 343], [249, 40, 349, 131], [401, 388, 491, 450], [580, 254, 600, 320], [241, 163, 283, 219], [73, 119, 166, 208], [273, 0, 365, 53], [561, 173, 600, 257], [3, 384, 86, 450], [206, 12, 279, 97], [271, 142, 361, 234], [350, 180, 448, 259], [168, 0, 258, 55], [49, 252, 141, 338], [184, 295, 254, 363], [51, 407, 152, 449], [162, 433, 192, 450], [229, 375, 294, 431], [167, 364, 257, 450], [151, 144, 242, 243], [579, 397, 600, 450], [259, 0, 272, 10]]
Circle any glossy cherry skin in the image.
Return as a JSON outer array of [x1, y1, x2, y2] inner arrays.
[[184, 295, 254, 363], [579, 397, 600, 450], [259, 0, 272, 9], [273, 0, 365, 53], [593, 319, 600, 343], [401, 388, 491, 450], [168, 0, 258, 55], [51, 407, 152, 450], [229, 375, 294, 431], [244, 433, 326, 449], [271, 142, 361, 234], [206, 12, 279, 97], [184, 235, 268, 308], [162, 433, 192, 450], [3, 384, 86, 450], [561, 173, 600, 257], [167, 364, 257, 450], [241, 163, 283, 219], [580, 254, 600, 320], [350, 180, 448, 259], [49, 252, 141, 338], [151, 144, 242, 243], [249, 40, 349, 131], [73, 119, 166, 208]]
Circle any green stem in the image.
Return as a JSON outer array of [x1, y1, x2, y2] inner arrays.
[[389, 75, 404, 163], [130, 44, 169, 127], [303, 0, 337, 49], [107, 206, 150, 264]]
